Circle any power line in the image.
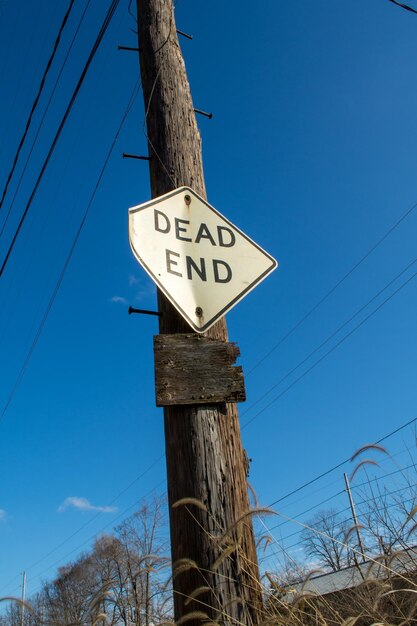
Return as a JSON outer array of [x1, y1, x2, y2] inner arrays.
[[253, 447, 417, 554], [242, 255, 417, 418], [0, 0, 92, 240], [247, 199, 417, 376], [269, 480, 417, 539], [266, 415, 417, 508], [0, 0, 122, 279], [273, 447, 416, 518], [243, 266, 417, 431], [387, 0, 417, 15], [266, 475, 345, 516], [0, 0, 76, 211], [261, 491, 417, 564], [263, 460, 417, 542], [267, 489, 346, 531], [0, 80, 146, 595], [0, 0, 92, 348], [0, 77, 140, 422], [260, 444, 417, 556], [352, 461, 417, 491]]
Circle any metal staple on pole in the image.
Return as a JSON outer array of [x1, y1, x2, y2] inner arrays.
[[128, 306, 161, 317], [193, 108, 213, 119], [123, 153, 151, 161]]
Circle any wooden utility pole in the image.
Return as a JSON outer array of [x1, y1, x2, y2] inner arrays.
[[135, 1, 263, 624]]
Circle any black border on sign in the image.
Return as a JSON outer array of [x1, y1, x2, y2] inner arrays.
[[128, 186, 278, 333]]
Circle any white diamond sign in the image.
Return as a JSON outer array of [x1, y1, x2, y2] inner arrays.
[[128, 186, 277, 333]]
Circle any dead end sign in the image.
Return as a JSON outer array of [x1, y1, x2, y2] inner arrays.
[[128, 186, 278, 333]]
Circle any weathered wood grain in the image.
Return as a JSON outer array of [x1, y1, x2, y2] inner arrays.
[[154, 334, 246, 406], [136, 2, 263, 624]]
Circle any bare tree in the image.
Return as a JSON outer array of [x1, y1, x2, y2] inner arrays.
[[301, 509, 354, 572], [4, 498, 173, 626], [354, 467, 417, 561], [91, 534, 130, 626], [115, 498, 171, 626], [42, 554, 100, 626]]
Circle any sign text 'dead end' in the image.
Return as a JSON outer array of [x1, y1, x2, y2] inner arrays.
[[128, 187, 277, 333]]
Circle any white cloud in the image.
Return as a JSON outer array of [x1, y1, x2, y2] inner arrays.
[[0, 509, 6, 520], [128, 274, 139, 286], [110, 296, 128, 305], [58, 497, 117, 514]]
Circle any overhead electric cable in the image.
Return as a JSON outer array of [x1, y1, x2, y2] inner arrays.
[[268, 479, 416, 538], [243, 255, 417, 417], [261, 490, 417, 566], [0, 0, 76, 210], [0, 0, 92, 240], [267, 488, 345, 529], [244, 267, 417, 432], [266, 447, 417, 534], [267, 415, 417, 508], [352, 461, 417, 491], [248, 200, 417, 375], [0, 77, 139, 422], [387, 0, 417, 15], [0, 77, 169, 578], [269, 449, 416, 518], [0, 0, 122, 278], [265, 489, 417, 560]]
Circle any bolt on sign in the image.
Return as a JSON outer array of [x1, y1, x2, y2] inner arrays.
[[128, 187, 277, 333]]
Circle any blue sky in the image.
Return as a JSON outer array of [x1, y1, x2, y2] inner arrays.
[[1, 0, 417, 598]]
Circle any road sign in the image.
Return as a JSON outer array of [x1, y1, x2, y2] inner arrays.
[[128, 186, 277, 333]]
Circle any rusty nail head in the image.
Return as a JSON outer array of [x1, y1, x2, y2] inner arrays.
[[195, 307, 203, 317], [184, 194, 191, 206]]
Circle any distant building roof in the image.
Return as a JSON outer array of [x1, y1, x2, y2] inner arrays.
[[285, 547, 417, 599]]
